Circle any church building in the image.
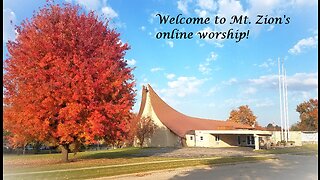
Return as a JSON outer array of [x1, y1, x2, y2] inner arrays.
[[136, 84, 272, 150]]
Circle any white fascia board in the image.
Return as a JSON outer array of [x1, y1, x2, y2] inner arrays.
[[193, 130, 272, 135]]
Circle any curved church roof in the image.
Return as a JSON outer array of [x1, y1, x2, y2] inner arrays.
[[138, 84, 256, 138]]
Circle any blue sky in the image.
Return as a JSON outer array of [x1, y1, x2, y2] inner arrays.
[[3, 0, 318, 127]]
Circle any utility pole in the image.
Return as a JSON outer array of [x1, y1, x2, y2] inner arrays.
[[278, 58, 290, 142], [282, 62, 287, 142], [284, 69, 290, 141], [278, 58, 284, 141]]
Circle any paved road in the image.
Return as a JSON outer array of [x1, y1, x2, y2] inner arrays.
[[103, 154, 318, 180]]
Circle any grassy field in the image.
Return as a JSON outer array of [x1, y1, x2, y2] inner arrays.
[[256, 144, 318, 155], [4, 147, 178, 173], [3, 147, 274, 180], [4, 145, 317, 179]]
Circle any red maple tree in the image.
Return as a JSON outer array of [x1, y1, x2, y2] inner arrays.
[[3, 3, 135, 161], [125, 113, 139, 146]]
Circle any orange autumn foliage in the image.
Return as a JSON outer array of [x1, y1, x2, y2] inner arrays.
[[227, 105, 257, 126], [296, 99, 318, 131], [3, 3, 135, 157]]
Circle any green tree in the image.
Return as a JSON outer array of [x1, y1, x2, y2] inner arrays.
[[265, 123, 281, 131]]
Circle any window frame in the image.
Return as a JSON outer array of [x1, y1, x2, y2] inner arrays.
[[247, 135, 255, 145]]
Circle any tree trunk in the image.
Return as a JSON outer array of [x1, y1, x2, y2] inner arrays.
[[180, 137, 187, 147], [139, 139, 144, 147], [61, 145, 69, 162], [22, 143, 27, 155], [34, 141, 41, 154], [140, 134, 145, 147]]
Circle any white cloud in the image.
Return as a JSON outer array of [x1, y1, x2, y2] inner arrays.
[[248, 74, 278, 87], [286, 73, 318, 90], [224, 97, 274, 108], [194, 9, 208, 18], [196, 40, 205, 47], [150, 67, 164, 72], [255, 58, 276, 71], [207, 86, 220, 96], [3, 8, 17, 42], [243, 87, 257, 95], [198, 0, 216, 10], [199, 64, 211, 74], [223, 78, 238, 85], [102, 6, 118, 19], [149, 11, 164, 24], [290, 0, 318, 7], [177, 0, 192, 14], [126, 59, 136, 66], [288, 35, 318, 55], [74, 0, 101, 10], [258, 62, 269, 68], [161, 76, 206, 97], [248, 73, 318, 91], [140, 26, 146, 31], [166, 74, 176, 79], [245, 0, 316, 35], [199, 52, 218, 74], [217, 0, 247, 20], [197, 27, 224, 47], [117, 39, 125, 47], [207, 51, 218, 61], [291, 91, 317, 102], [215, 0, 250, 37], [245, 0, 283, 36], [166, 40, 174, 48], [267, 25, 275, 31], [247, 0, 280, 17], [255, 98, 274, 108], [71, 0, 122, 28]]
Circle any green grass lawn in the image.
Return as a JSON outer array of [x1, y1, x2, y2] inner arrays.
[[3, 147, 274, 179], [4, 147, 179, 173], [4, 155, 272, 180], [256, 144, 318, 155]]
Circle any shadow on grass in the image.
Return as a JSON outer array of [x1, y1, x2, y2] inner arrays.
[[77, 147, 141, 159]]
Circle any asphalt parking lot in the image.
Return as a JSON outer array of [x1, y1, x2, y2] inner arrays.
[[112, 154, 318, 180]]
